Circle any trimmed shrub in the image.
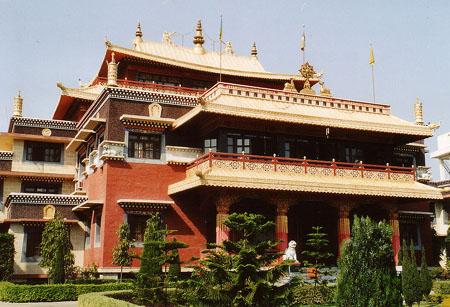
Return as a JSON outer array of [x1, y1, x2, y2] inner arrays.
[[419, 246, 433, 299], [0, 233, 14, 281], [402, 240, 421, 307], [0, 281, 132, 302], [78, 290, 138, 307], [290, 284, 335, 305]]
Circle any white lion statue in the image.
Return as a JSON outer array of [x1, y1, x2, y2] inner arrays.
[[283, 240, 297, 261]]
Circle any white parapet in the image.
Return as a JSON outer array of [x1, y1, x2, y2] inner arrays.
[[165, 146, 203, 165]]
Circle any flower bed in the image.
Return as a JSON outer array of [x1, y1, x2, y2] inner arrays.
[[0, 281, 132, 303]]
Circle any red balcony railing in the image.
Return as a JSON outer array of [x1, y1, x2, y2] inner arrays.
[[96, 77, 206, 96], [187, 152, 416, 182]]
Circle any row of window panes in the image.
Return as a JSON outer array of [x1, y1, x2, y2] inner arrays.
[[128, 133, 161, 159], [25, 141, 62, 162]]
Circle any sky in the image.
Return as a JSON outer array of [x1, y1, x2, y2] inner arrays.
[[0, 0, 449, 177]]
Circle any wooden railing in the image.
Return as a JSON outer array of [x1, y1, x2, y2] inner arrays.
[[187, 152, 416, 182], [96, 77, 205, 96]]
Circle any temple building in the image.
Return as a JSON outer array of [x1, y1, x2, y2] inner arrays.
[[0, 21, 444, 279]]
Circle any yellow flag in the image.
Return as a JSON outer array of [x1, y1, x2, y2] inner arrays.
[[369, 46, 375, 65], [219, 16, 223, 42]]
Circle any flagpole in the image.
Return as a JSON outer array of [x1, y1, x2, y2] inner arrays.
[[301, 25, 306, 64], [371, 64, 375, 102], [219, 15, 223, 83]]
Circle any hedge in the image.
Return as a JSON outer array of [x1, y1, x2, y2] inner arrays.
[[0, 281, 132, 302], [290, 284, 335, 306], [78, 290, 140, 307], [0, 233, 14, 281], [433, 280, 450, 295]]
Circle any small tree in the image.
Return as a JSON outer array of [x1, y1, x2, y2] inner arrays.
[[168, 242, 181, 282], [419, 246, 432, 301], [112, 222, 134, 282], [40, 217, 75, 284], [0, 233, 15, 281], [336, 216, 402, 307], [301, 226, 333, 284], [185, 213, 289, 307], [402, 240, 421, 307]]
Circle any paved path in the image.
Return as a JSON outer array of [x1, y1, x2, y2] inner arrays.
[[0, 302, 77, 307]]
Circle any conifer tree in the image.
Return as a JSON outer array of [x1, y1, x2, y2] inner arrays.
[[335, 216, 402, 307], [301, 226, 333, 285], [419, 246, 432, 301], [402, 240, 421, 307], [112, 222, 134, 282], [133, 213, 187, 305], [40, 217, 74, 284], [185, 213, 289, 307]]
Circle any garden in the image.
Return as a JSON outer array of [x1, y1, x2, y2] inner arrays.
[[0, 213, 449, 306]]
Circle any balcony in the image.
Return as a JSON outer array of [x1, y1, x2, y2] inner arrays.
[[169, 152, 442, 200]]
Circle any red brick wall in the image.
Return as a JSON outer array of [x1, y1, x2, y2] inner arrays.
[[83, 160, 206, 269]]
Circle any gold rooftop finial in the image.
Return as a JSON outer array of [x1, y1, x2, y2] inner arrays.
[[414, 97, 424, 125], [13, 90, 23, 117], [132, 22, 143, 48], [283, 78, 297, 92], [193, 20, 205, 54], [251, 42, 258, 58]]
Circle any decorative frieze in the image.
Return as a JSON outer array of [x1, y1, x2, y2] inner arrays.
[[0, 151, 13, 161], [10, 117, 77, 130], [5, 192, 87, 207], [106, 87, 198, 107], [98, 140, 125, 161]]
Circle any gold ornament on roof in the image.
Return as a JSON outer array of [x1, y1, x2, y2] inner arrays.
[[299, 62, 316, 95], [193, 20, 205, 54], [319, 81, 332, 97], [13, 91, 23, 117], [414, 97, 424, 125], [283, 78, 297, 92], [132, 22, 144, 48]]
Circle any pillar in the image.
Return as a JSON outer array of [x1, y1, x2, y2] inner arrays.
[[216, 198, 232, 245], [275, 202, 289, 251], [390, 208, 401, 265], [338, 204, 351, 256]]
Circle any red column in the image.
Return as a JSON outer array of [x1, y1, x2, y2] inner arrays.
[[338, 204, 351, 256], [390, 208, 401, 265], [216, 200, 231, 245], [275, 202, 289, 251]]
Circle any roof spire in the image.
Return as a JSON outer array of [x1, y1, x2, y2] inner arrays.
[[193, 20, 205, 54], [132, 22, 143, 49], [13, 90, 23, 117], [414, 97, 424, 125], [251, 42, 258, 58]]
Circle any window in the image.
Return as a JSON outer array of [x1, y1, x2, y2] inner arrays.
[[0, 179, 3, 210], [136, 72, 182, 87], [283, 138, 310, 159], [25, 141, 62, 162], [21, 182, 61, 194], [94, 212, 101, 247], [85, 220, 91, 248], [128, 214, 150, 242], [24, 226, 43, 261], [344, 146, 363, 163], [204, 138, 217, 153], [227, 135, 251, 154], [128, 133, 161, 159], [400, 220, 422, 250]]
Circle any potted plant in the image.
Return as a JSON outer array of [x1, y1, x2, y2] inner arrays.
[[301, 226, 333, 284]]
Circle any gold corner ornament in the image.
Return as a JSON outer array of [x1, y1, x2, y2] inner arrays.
[[283, 78, 297, 92]]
